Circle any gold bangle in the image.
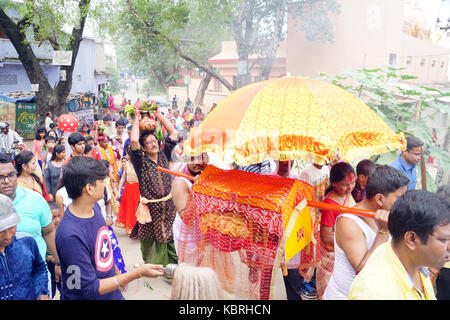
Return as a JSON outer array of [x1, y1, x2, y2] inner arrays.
[[378, 229, 388, 234]]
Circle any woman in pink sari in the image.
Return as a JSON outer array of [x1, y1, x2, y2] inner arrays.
[[316, 162, 356, 299], [107, 93, 116, 112]]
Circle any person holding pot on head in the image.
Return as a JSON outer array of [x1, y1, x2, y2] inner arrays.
[[129, 103, 179, 267]]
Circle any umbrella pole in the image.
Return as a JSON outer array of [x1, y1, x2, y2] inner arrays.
[[157, 166, 376, 219]]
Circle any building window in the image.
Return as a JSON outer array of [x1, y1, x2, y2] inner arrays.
[[420, 58, 425, 66], [0, 74, 18, 85], [441, 61, 446, 68], [406, 56, 412, 65], [389, 53, 397, 65], [432, 60, 436, 67]]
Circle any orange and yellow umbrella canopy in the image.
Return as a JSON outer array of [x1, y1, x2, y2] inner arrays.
[[184, 77, 406, 166]]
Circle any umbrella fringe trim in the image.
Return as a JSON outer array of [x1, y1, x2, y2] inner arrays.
[[232, 141, 406, 167], [233, 150, 333, 167], [184, 139, 406, 167]]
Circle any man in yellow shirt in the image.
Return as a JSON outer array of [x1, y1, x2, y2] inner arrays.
[[436, 184, 450, 300], [348, 190, 450, 300]]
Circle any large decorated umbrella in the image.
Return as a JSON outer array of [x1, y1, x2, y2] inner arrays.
[[184, 77, 406, 166]]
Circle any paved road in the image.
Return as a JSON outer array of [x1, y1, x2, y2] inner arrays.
[[114, 226, 173, 300], [54, 223, 287, 300], [114, 225, 287, 300]]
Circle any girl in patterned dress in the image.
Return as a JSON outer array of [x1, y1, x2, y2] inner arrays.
[[116, 147, 140, 236]]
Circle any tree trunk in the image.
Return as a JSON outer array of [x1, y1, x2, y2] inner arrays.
[[232, 0, 253, 89], [0, 1, 90, 122], [258, 0, 287, 80], [126, 0, 235, 92], [175, 50, 234, 91], [194, 72, 212, 106], [151, 68, 169, 91]]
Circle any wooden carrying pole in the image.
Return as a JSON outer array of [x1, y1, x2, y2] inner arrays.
[[157, 166, 376, 219]]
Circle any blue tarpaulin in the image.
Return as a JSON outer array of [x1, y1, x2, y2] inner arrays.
[[0, 94, 35, 103]]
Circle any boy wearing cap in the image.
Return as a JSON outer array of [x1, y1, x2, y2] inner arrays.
[[0, 194, 50, 300]]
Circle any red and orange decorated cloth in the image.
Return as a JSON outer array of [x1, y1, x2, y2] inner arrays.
[[179, 165, 316, 299]]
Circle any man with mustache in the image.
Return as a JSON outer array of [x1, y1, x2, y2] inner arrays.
[[390, 136, 423, 191], [129, 103, 179, 267], [0, 152, 60, 296], [0, 193, 50, 300], [349, 190, 450, 300], [171, 153, 209, 255]]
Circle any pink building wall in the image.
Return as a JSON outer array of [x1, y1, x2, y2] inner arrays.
[[286, 0, 449, 82]]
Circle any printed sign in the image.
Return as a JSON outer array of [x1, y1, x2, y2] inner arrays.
[[0, 98, 15, 124], [285, 206, 312, 262], [71, 108, 94, 127], [15, 102, 37, 139], [52, 51, 73, 66]]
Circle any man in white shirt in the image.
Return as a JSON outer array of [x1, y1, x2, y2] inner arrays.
[[174, 111, 184, 130], [45, 112, 54, 132], [0, 122, 23, 153]]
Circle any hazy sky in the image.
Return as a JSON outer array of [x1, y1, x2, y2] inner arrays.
[[419, 0, 450, 29]]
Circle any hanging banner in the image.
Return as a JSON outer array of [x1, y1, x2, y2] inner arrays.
[[0, 98, 15, 125], [71, 108, 94, 127], [52, 51, 73, 66], [66, 93, 95, 127], [285, 206, 313, 262], [15, 102, 37, 139]]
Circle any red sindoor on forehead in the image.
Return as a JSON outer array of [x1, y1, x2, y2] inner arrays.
[[347, 173, 355, 182]]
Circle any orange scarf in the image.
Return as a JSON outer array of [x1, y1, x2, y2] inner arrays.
[[99, 145, 118, 181]]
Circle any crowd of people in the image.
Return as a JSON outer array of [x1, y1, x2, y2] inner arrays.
[[0, 94, 449, 301]]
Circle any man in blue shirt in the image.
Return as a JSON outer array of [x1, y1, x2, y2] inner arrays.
[[122, 124, 132, 158], [0, 152, 59, 285], [390, 136, 423, 191], [0, 193, 49, 300], [56, 156, 164, 300]]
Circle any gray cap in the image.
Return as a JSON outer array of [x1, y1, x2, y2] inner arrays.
[[0, 194, 20, 232]]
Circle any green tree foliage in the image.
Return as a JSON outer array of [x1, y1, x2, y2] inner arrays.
[[0, 0, 114, 119], [108, 65, 120, 94], [106, 0, 340, 92], [197, 0, 340, 88], [321, 67, 450, 190], [106, 0, 233, 93]]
